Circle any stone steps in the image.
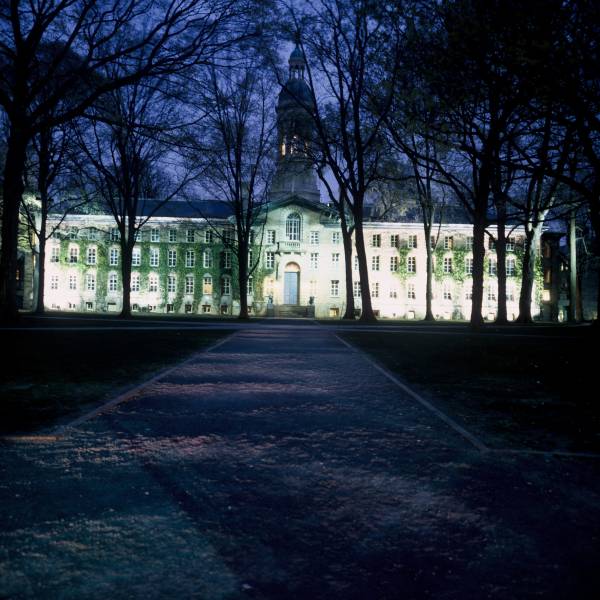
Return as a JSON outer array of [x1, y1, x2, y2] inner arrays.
[[273, 304, 315, 318]]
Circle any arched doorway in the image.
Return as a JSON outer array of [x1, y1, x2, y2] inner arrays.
[[284, 262, 300, 305]]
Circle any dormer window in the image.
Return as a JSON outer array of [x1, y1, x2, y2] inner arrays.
[[286, 213, 301, 241]]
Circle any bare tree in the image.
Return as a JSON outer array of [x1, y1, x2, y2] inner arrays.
[[0, 0, 255, 320]]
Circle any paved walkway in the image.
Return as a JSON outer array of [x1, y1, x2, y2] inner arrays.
[[1, 329, 599, 599]]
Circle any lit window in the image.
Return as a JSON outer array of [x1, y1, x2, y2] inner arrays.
[[266, 251, 275, 269], [331, 253, 340, 266], [69, 246, 78, 263], [87, 247, 97, 265], [224, 250, 232, 269], [267, 230, 276, 244], [407, 256, 416, 273], [443, 257, 453, 273], [132, 247, 141, 266], [168, 249, 177, 267], [371, 234, 381, 248], [109, 248, 119, 266], [332, 232, 340, 244], [408, 234, 417, 249], [131, 273, 140, 292], [169, 229, 177, 243], [185, 275, 194, 294], [286, 213, 301, 241], [203, 250, 212, 268], [148, 274, 158, 292], [371, 255, 380, 271], [149, 247, 159, 267], [167, 275, 176, 293], [186, 250, 195, 268], [108, 273, 118, 292], [50, 246, 60, 263], [86, 273, 96, 291], [371, 282, 379, 298], [187, 229, 195, 243], [68, 273, 77, 290], [390, 256, 399, 272], [444, 236, 454, 250], [150, 228, 160, 242], [331, 280, 339, 297], [310, 253, 319, 269], [203, 275, 213, 294], [407, 283, 416, 299]]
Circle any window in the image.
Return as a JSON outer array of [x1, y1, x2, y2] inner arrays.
[[87, 247, 97, 265], [110, 228, 119, 242], [223, 229, 234, 244], [203, 250, 212, 268], [185, 275, 194, 294], [202, 304, 211, 314], [443, 257, 453, 273], [390, 256, 399, 272], [488, 258, 497, 276], [286, 213, 301, 241], [248, 250, 253, 267], [466, 236, 473, 250], [50, 246, 60, 263], [506, 237, 515, 251], [371, 255, 380, 271], [443, 285, 452, 300], [331, 253, 340, 266], [69, 228, 77, 240], [465, 257, 473, 275], [310, 253, 319, 269], [167, 275, 176, 293], [88, 229, 98, 241], [86, 273, 96, 292], [390, 234, 399, 248], [132, 247, 141, 266], [186, 229, 195, 243], [68, 274, 77, 290], [186, 250, 195, 268], [134, 230, 142, 242], [203, 275, 213, 294], [149, 247, 159, 267], [506, 257, 516, 276], [224, 250, 232, 269], [109, 248, 119, 266], [222, 276, 231, 295], [204, 230, 213, 244], [389, 286, 398, 299], [266, 251, 275, 269], [407, 256, 416, 273], [354, 255, 359, 270], [168, 249, 177, 267], [310, 231, 319, 245], [353, 281, 361, 298], [148, 274, 158, 292], [487, 286, 497, 302], [371, 234, 381, 248], [247, 276, 253, 295], [50, 275, 59, 290], [330, 280, 339, 297], [131, 273, 140, 292], [108, 273, 118, 292], [407, 283, 416, 299], [267, 230, 276, 244], [150, 228, 160, 242], [444, 236, 454, 250], [507, 284, 516, 302], [69, 246, 78, 263], [169, 229, 177, 243], [408, 234, 418, 249], [249, 230, 255, 245], [488, 237, 496, 250], [332, 232, 340, 244], [371, 282, 379, 298], [430, 236, 436, 250]]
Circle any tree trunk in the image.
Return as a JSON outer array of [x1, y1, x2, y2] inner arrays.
[[568, 210, 578, 323], [470, 214, 486, 328], [120, 228, 134, 319], [517, 228, 538, 323], [495, 217, 507, 325], [237, 240, 249, 320], [354, 214, 376, 322], [341, 212, 355, 320], [424, 221, 434, 321], [35, 215, 47, 315], [0, 125, 29, 321]]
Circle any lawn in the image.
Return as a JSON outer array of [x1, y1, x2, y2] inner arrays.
[[0, 328, 231, 434], [341, 328, 598, 453]]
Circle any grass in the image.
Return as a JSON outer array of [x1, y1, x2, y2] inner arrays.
[[0, 328, 231, 434], [341, 328, 599, 453]]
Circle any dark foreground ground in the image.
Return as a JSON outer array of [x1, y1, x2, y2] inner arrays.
[[1, 324, 599, 599]]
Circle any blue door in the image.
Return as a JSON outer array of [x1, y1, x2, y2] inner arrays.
[[284, 271, 299, 304]]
